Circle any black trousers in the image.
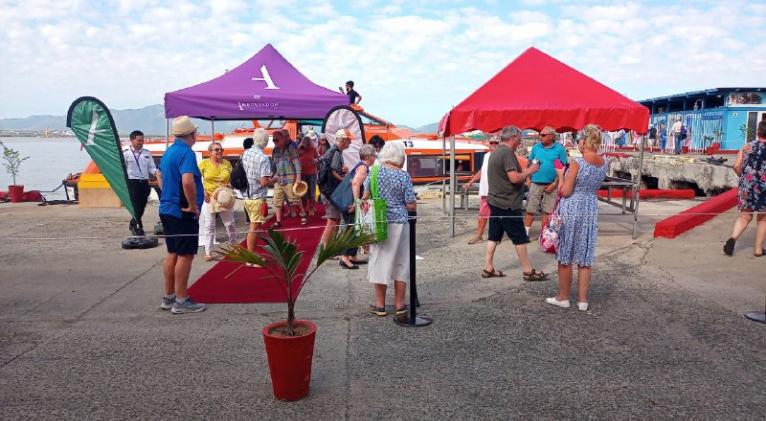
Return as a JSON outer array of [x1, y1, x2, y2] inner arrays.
[[128, 179, 151, 231], [341, 210, 358, 257]]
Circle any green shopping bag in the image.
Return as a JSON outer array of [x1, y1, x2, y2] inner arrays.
[[355, 165, 388, 242]]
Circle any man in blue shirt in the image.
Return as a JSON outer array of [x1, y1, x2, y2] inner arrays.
[[158, 116, 206, 314], [524, 126, 568, 235]]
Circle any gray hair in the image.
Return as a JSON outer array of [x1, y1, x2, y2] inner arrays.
[[378, 141, 406, 166], [252, 128, 268, 148], [359, 144, 376, 161], [499, 125, 521, 141]]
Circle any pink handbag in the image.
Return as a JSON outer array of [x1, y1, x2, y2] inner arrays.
[[540, 195, 562, 254]]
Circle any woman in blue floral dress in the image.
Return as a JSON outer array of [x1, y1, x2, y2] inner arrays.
[[546, 125, 607, 312], [724, 120, 766, 257]]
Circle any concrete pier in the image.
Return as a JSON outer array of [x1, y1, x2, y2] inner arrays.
[[608, 154, 739, 195]]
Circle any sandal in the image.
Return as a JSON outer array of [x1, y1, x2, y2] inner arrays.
[[272, 221, 282, 228], [755, 249, 766, 257], [339, 261, 359, 270], [369, 305, 387, 317], [394, 306, 408, 316], [481, 269, 505, 278], [723, 238, 735, 256], [300, 215, 308, 225], [467, 238, 484, 245], [523, 269, 548, 282]]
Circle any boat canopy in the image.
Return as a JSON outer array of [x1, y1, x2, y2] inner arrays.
[[439, 47, 650, 135], [164, 44, 347, 121]]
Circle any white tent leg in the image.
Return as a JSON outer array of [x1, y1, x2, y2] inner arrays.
[[449, 136, 456, 237], [632, 133, 645, 239]]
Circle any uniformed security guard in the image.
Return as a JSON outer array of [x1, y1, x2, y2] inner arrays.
[[124, 130, 160, 236]]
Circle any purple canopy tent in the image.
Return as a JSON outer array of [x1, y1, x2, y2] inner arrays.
[[164, 44, 347, 121]]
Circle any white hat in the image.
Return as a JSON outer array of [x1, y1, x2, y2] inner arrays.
[[335, 128, 353, 140], [211, 187, 236, 213], [172, 116, 198, 136]]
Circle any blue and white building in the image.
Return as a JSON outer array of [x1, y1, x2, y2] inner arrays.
[[640, 87, 766, 150]]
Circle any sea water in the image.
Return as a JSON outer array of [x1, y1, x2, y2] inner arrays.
[[0, 137, 92, 199]]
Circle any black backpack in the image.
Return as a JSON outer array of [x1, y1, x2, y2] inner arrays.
[[230, 157, 249, 191], [317, 146, 341, 196]]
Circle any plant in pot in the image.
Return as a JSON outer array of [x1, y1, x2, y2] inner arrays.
[[1, 141, 30, 203], [219, 227, 373, 401]]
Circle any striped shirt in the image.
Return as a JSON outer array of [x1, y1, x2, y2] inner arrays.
[[241, 146, 272, 199], [272, 144, 302, 185]]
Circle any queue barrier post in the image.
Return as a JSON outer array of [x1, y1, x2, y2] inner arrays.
[[394, 210, 432, 327]]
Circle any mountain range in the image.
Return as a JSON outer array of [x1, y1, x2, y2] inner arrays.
[[0, 104, 436, 136]]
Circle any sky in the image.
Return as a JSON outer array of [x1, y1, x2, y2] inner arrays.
[[1, 0, 765, 128]]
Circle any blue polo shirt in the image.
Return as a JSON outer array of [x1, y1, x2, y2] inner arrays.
[[528, 142, 568, 184], [159, 138, 204, 218]]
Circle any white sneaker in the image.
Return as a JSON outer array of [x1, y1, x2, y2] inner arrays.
[[545, 297, 570, 309], [577, 302, 589, 311]]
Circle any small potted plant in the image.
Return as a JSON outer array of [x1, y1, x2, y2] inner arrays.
[[1, 141, 30, 203], [220, 228, 373, 401]]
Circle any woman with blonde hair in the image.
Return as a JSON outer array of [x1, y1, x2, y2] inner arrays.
[[546, 124, 608, 311], [363, 142, 416, 316], [198, 141, 237, 261]]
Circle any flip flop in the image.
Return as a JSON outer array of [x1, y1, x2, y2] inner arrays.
[[481, 269, 505, 278], [467, 238, 484, 245], [368, 305, 387, 317]]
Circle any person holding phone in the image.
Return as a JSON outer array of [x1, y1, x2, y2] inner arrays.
[[524, 126, 568, 236]]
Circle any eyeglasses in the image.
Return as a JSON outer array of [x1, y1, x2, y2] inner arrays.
[[212, 148, 223, 152], [542, 133, 554, 136], [489, 141, 499, 145]]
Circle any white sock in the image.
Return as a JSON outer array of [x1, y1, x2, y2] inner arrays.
[[164, 293, 175, 300], [175, 296, 187, 304]]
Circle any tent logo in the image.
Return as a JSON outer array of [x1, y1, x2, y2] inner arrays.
[[251, 65, 279, 90]]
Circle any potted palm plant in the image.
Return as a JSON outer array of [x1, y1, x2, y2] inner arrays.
[[220, 228, 373, 401], [1, 141, 30, 203]]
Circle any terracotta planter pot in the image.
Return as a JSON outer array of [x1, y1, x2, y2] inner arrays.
[[8, 185, 24, 203], [262, 319, 317, 401]]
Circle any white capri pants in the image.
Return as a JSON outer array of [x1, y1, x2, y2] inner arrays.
[[199, 201, 237, 254], [367, 223, 410, 285]]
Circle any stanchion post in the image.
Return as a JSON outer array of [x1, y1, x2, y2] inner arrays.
[[744, 295, 766, 324], [394, 210, 432, 327]]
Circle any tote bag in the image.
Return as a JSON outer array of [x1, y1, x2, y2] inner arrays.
[[355, 165, 388, 242]]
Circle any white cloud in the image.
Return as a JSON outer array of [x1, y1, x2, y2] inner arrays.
[[0, 0, 763, 128]]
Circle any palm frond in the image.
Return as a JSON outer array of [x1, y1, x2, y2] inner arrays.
[[316, 228, 376, 267], [217, 243, 267, 267]]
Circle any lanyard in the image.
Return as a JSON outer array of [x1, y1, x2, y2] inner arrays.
[[131, 148, 143, 172]]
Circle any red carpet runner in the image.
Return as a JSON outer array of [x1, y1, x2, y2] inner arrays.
[[189, 209, 325, 303]]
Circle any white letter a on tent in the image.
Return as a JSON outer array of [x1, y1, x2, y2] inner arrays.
[[251, 65, 279, 90]]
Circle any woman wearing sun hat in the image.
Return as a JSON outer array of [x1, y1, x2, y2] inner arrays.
[[198, 141, 237, 261]]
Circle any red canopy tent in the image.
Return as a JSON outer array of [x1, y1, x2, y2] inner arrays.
[[440, 47, 650, 238], [440, 47, 649, 136]]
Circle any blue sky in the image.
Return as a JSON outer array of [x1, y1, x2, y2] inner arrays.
[[1, 0, 765, 127]]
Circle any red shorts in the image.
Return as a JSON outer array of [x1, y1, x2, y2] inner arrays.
[[479, 196, 490, 219]]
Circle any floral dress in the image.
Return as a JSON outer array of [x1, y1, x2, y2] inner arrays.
[[556, 157, 608, 267], [737, 140, 766, 212]]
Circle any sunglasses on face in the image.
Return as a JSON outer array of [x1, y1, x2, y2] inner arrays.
[[212, 148, 223, 152], [489, 141, 499, 145]]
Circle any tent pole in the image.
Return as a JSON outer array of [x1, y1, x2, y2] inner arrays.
[[211, 119, 215, 140], [449, 136, 456, 237], [165, 119, 170, 149], [442, 135, 446, 213], [632, 131, 645, 239]]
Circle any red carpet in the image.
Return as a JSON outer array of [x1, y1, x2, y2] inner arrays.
[[188, 209, 326, 303], [598, 189, 696, 200], [653, 189, 737, 239]]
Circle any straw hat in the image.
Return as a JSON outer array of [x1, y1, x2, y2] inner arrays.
[[211, 187, 236, 213], [292, 180, 308, 197], [172, 116, 198, 136], [335, 128, 353, 140]]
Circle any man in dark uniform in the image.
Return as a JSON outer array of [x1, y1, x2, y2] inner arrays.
[[339, 80, 362, 105], [124, 130, 160, 236]]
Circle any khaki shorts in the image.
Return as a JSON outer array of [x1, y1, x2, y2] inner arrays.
[[243, 198, 267, 224], [273, 183, 301, 208], [526, 182, 557, 214]]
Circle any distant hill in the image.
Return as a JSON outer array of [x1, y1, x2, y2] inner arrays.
[[0, 104, 249, 136], [416, 122, 439, 133]]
